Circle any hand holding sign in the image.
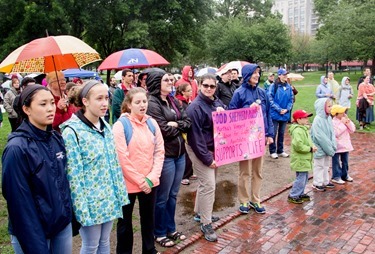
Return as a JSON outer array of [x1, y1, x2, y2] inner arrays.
[[212, 107, 265, 167]]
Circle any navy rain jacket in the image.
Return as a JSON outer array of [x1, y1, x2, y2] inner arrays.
[[2, 120, 72, 254], [229, 64, 274, 138], [186, 92, 226, 166]]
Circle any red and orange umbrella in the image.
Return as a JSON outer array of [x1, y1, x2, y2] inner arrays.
[[0, 35, 101, 73]]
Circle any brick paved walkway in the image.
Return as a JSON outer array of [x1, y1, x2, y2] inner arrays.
[[164, 132, 375, 254]]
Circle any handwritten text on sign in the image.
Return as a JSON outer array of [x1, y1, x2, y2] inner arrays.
[[213, 107, 265, 166]]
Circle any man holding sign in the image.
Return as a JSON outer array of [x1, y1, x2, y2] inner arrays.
[[229, 64, 274, 215]]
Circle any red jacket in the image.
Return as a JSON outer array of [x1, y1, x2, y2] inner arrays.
[[52, 94, 74, 132], [175, 66, 198, 101]]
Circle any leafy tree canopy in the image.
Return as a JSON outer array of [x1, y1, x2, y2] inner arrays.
[[0, 0, 213, 66], [315, 0, 375, 70]]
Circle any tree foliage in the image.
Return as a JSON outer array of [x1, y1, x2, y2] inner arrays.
[[205, 14, 290, 66], [0, 0, 213, 66], [315, 0, 375, 71], [0, 0, 70, 60], [1, 0, 373, 72], [289, 31, 313, 69], [215, 0, 274, 19]]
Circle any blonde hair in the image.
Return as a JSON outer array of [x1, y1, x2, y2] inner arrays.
[[46, 71, 64, 84]]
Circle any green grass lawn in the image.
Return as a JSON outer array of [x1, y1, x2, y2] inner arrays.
[[291, 71, 375, 131], [0, 70, 373, 253], [291, 70, 363, 86]]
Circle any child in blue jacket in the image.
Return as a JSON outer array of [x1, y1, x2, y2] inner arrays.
[[310, 98, 337, 191]]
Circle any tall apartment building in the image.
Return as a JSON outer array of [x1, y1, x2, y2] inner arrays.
[[272, 0, 319, 36]]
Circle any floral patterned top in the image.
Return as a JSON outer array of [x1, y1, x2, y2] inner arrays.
[[61, 115, 129, 226]]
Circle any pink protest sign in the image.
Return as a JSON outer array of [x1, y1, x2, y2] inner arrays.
[[213, 107, 265, 166]]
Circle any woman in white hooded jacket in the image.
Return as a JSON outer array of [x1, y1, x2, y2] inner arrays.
[[339, 76, 353, 108]]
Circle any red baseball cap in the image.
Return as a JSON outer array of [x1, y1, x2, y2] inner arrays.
[[293, 109, 313, 122]]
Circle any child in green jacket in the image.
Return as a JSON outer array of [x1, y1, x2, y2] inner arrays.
[[288, 109, 317, 204]]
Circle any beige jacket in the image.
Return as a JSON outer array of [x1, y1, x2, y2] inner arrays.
[[4, 88, 19, 119]]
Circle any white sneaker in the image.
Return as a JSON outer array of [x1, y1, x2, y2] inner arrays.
[[270, 153, 278, 159], [331, 178, 345, 184], [345, 176, 353, 182], [278, 152, 289, 158]]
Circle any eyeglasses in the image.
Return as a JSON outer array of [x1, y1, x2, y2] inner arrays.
[[202, 84, 216, 89], [50, 79, 66, 84]]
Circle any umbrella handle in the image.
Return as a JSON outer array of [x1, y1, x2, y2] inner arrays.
[[52, 56, 64, 98], [51, 56, 67, 112]]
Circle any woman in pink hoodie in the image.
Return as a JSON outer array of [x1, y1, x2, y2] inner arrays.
[[113, 87, 165, 254]]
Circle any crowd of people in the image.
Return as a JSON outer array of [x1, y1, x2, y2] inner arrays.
[[0, 64, 374, 253]]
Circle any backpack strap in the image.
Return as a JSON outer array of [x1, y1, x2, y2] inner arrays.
[[145, 118, 156, 136], [118, 117, 133, 146], [118, 116, 156, 146]]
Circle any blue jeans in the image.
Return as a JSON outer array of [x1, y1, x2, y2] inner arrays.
[[332, 152, 349, 180], [269, 120, 287, 154], [11, 223, 72, 254], [79, 221, 114, 254], [154, 154, 185, 237], [290, 172, 309, 198]]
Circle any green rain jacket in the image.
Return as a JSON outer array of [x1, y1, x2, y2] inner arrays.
[[289, 123, 313, 172]]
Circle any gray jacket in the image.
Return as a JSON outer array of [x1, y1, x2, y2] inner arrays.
[[4, 88, 19, 119]]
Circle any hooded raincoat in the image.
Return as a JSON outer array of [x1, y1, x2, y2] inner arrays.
[[229, 64, 274, 138], [146, 70, 192, 158], [174, 66, 198, 100], [339, 76, 353, 108], [316, 76, 333, 99], [310, 98, 337, 158], [328, 77, 340, 104], [289, 123, 313, 172]]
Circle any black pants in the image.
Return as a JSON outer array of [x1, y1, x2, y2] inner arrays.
[[116, 190, 157, 254], [9, 117, 21, 132], [182, 153, 193, 179]]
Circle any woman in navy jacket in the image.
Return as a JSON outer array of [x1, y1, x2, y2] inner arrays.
[[185, 73, 226, 242], [2, 85, 72, 254]]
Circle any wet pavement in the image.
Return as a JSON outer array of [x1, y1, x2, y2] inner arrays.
[[163, 132, 375, 254]]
